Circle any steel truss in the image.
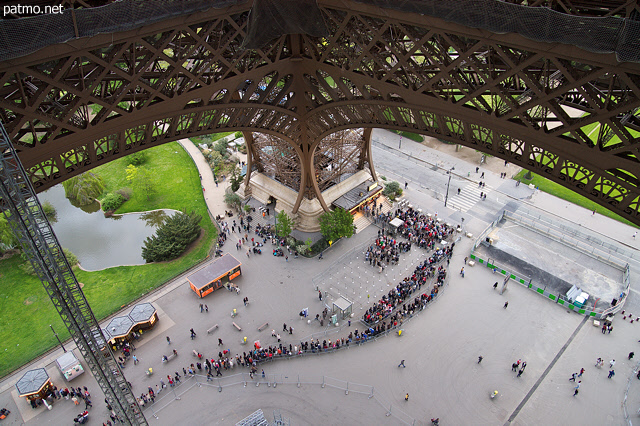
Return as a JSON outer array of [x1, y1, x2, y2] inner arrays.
[[0, 0, 639, 224], [0, 123, 146, 424]]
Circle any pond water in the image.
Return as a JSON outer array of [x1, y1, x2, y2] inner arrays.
[[37, 185, 175, 271]]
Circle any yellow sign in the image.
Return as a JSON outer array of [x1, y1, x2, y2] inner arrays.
[[368, 182, 378, 191]]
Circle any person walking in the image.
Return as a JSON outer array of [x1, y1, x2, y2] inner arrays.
[[512, 362, 518, 372], [577, 367, 585, 377], [283, 323, 288, 332], [405, 393, 409, 401], [464, 256, 468, 264], [404, 182, 408, 189], [629, 352, 635, 360], [218, 338, 223, 346], [166, 336, 171, 344], [480, 172, 485, 179], [493, 282, 498, 289], [478, 356, 483, 364], [503, 301, 509, 309], [318, 290, 323, 300], [517, 368, 524, 378], [569, 373, 577, 382], [199, 303, 203, 313], [398, 360, 406, 368], [609, 359, 616, 368], [608, 369, 615, 379], [460, 267, 465, 278], [573, 381, 581, 396], [132, 355, 139, 365]]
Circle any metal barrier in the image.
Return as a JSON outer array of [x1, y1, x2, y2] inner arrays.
[[143, 371, 419, 425]]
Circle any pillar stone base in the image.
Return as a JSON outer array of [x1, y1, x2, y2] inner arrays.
[[239, 170, 375, 232]]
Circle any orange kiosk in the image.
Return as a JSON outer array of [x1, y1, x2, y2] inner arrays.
[[188, 254, 242, 298]]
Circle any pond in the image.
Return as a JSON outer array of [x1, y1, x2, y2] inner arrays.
[[37, 185, 175, 271]]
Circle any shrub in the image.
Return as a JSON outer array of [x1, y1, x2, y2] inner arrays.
[[141, 211, 202, 263], [41, 201, 57, 223], [101, 193, 125, 212], [127, 151, 147, 166], [383, 181, 403, 201], [311, 238, 329, 254], [115, 187, 132, 201], [234, 131, 243, 139], [224, 193, 242, 211]]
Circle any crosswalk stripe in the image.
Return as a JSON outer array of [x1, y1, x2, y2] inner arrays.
[[447, 182, 494, 212]]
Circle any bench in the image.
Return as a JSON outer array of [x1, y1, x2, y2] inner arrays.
[[257, 322, 269, 332], [232, 322, 242, 331], [164, 353, 177, 363], [207, 324, 219, 334]]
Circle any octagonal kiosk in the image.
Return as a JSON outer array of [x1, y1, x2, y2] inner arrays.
[[16, 368, 52, 402], [128, 303, 158, 333], [105, 316, 134, 349]]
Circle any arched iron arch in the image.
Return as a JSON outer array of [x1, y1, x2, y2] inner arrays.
[[1, 1, 640, 224]]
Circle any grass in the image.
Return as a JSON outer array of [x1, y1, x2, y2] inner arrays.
[[514, 170, 637, 227], [0, 142, 216, 378]]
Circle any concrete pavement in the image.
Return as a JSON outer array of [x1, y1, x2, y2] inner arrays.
[[2, 131, 640, 425]]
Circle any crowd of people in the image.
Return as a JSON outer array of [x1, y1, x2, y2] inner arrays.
[[365, 234, 410, 268], [393, 208, 455, 250]]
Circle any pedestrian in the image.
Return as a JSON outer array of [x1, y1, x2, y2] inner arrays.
[[277, 333, 281, 342], [475, 167, 479, 173], [132, 355, 138, 365], [405, 182, 408, 189], [629, 352, 635, 360], [218, 338, 223, 346], [85, 398, 92, 409], [493, 281, 498, 289], [517, 368, 523, 378], [205, 304, 208, 312], [512, 362, 518, 372], [262, 369, 265, 378], [503, 301, 509, 309], [318, 290, 323, 300], [480, 172, 485, 179], [398, 360, 406, 368], [166, 336, 171, 344], [569, 373, 576, 382], [199, 303, 203, 313], [244, 297, 248, 306], [285, 256, 288, 262], [634, 232, 637, 239], [478, 356, 483, 364], [460, 267, 464, 278], [521, 361, 527, 371], [464, 256, 468, 264], [592, 209, 596, 215], [283, 323, 287, 332], [289, 326, 293, 334], [458, 188, 461, 195], [610, 359, 616, 368], [578, 367, 585, 377], [405, 393, 409, 401], [573, 381, 581, 396], [608, 369, 615, 379]]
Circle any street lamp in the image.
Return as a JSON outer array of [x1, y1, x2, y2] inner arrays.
[[50, 324, 66, 353], [444, 167, 455, 207]]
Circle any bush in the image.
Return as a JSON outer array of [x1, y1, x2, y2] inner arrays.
[[319, 208, 354, 243], [311, 238, 329, 254], [127, 151, 147, 166], [116, 187, 132, 201], [101, 193, 125, 212], [224, 193, 242, 211], [383, 181, 403, 201], [142, 211, 202, 263], [41, 201, 57, 223], [234, 131, 243, 139], [20, 247, 78, 275]]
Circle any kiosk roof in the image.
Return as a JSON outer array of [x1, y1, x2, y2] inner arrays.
[[16, 368, 49, 396], [129, 303, 156, 323], [187, 254, 242, 289], [106, 316, 134, 338]]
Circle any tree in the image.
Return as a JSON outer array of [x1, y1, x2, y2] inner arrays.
[[224, 193, 242, 211], [229, 165, 243, 192], [275, 210, 294, 238], [41, 201, 58, 223], [319, 208, 354, 243], [383, 181, 403, 201], [141, 211, 202, 262], [62, 172, 105, 206]]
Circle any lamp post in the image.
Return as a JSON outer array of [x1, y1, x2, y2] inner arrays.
[[444, 167, 455, 207], [50, 324, 66, 352]]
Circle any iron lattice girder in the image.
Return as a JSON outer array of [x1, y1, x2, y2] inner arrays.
[[1, 2, 640, 222], [0, 123, 147, 425]]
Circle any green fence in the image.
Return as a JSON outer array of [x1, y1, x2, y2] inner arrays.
[[469, 253, 608, 318]]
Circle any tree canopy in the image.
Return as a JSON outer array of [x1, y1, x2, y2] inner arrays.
[[62, 172, 105, 206], [275, 210, 294, 238], [141, 211, 202, 263], [319, 208, 354, 243]]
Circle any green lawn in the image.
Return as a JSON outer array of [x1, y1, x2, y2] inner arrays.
[[514, 170, 637, 227], [0, 142, 216, 378]]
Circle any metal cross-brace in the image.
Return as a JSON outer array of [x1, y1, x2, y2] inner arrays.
[[0, 123, 147, 426]]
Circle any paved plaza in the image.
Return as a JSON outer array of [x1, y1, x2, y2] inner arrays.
[[1, 131, 640, 425]]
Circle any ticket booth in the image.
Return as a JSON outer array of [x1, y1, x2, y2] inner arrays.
[[16, 368, 53, 401], [188, 254, 242, 298], [56, 351, 84, 382]]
